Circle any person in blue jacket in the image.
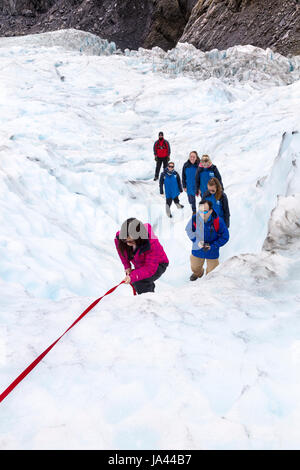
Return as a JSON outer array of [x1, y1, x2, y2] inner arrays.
[[185, 199, 229, 280], [202, 177, 230, 228], [160, 161, 184, 218], [182, 151, 200, 214], [195, 154, 223, 197]]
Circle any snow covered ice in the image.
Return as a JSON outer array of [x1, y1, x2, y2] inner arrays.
[[0, 29, 300, 450]]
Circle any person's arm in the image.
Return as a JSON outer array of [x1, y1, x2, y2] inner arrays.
[[200, 191, 209, 203], [129, 243, 160, 283], [185, 216, 196, 242], [166, 140, 171, 157], [195, 167, 201, 194], [182, 164, 187, 189], [221, 194, 230, 228], [159, 173, 165, 194], [153, 140, 157, 156], [176, 172, 183, 192], [210, 218, 229, 249]]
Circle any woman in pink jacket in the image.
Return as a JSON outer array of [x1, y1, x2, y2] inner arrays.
[[115, 218, 169, 294]]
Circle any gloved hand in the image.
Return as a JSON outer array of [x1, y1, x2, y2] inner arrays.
[[198, 241, 210, 250], [202, 243, 211, 251]]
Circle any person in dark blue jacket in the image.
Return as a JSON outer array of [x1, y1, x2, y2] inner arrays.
[[185, 199, 229, 280], [195, 154, 223, 197], [182, 151, 200, 214], [201, 177, 230, 228], [160, 161, 184, 218]]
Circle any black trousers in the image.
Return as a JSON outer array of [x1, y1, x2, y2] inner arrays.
[[132, 263, 169, 295], [166, 196, 179, 206], [155, 157, 169, 178]]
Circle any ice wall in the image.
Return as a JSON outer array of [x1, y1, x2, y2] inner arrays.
[[0, 29, 118, 56], [263, 193, 300, 252], [128, 42, 300, 86], [0, 29, 299, 86], [259, 131, 300, 236]]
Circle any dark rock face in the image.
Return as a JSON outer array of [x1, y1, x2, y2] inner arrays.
[[0, 0, 198, 51], [180, 0, 300, 56], [0, 0, 299, 56], [0, 0, 55, 15], [143, 0, 192, 51]]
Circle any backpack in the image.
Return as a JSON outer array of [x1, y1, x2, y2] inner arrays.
[[192, 215, 219, 233]]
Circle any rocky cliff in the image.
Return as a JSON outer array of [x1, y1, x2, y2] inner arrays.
[[0, 0, 299, 56], [0, 0, 197, 51], [181, 0, 300, 56]]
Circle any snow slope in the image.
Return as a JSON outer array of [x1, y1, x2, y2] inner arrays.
[[0, 30, 300, 450]]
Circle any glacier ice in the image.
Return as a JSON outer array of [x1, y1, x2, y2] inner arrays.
[[127, 41, 300, 87], [0, 29, 299, 86], [263, 193, 300, 252], [0, 29, 118, 56], [0, 29, 300, 450]]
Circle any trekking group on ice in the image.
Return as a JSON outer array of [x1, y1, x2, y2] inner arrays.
[[115, 131, 230, 294]]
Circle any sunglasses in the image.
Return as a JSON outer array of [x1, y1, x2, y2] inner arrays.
[[202, 159, 209, 163], [199, 210, 209, 214]]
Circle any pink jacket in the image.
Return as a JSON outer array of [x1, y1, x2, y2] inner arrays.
[[114, 223, 169, 283]]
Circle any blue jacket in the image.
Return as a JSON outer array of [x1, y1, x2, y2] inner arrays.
[[160, 169, 183, 199], [182, 160, 199, 195], [195, 165, 223, 195], [185, 210, 229, 259], [202, 191, 230, 228]]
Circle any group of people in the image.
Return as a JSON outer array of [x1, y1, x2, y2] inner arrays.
[[154, 132, 230, 225], [114, 132, 230, 294]]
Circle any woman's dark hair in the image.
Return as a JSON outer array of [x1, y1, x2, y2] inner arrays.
[[118, 218, 149, 257], [199, 199, 213, 210]]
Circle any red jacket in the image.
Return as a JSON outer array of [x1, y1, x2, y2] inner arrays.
[[153, 138, 171, 158]]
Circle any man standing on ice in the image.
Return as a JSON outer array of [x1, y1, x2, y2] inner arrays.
[[153, 131, 171, 181], [185, 199, 229, 280]]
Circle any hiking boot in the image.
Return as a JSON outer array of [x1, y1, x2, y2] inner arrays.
[[153, 176, 158, 181], [175, 203, 184, 209], [189, 270, 204, 281], [166, 204, 172, 218]]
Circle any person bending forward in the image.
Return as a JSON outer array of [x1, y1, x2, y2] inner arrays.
[[115, 218, 169, 294]]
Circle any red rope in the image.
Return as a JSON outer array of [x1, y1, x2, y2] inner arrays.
[[0, 281, 136, 404]]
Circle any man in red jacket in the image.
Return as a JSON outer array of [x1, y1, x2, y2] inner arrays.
[[153, 131, 171, 181]]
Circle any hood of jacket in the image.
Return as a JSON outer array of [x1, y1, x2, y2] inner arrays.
[[163, 168, 177, 177], [184, 159, 199, 169]]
